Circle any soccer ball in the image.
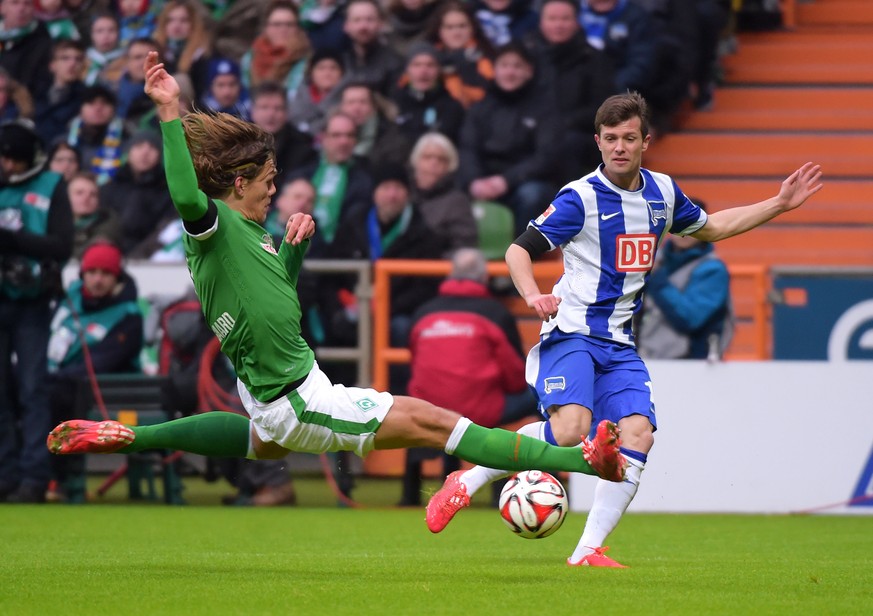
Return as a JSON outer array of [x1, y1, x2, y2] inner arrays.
[[498, 470, 568, 539]]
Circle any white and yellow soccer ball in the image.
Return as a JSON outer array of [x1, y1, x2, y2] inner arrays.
[[498, 470, 568, 539]]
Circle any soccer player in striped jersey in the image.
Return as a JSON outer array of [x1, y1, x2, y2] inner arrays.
[[426, 92, 823, 567], [46, 52, 627, 495]]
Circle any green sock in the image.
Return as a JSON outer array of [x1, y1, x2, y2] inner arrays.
[[119, 412, 250, 458], [452, 423, 596, 476]]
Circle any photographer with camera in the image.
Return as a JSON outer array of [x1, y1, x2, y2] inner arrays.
[[0, 120, 73, 503]]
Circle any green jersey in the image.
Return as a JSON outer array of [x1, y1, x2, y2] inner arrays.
[[160, 119, 314, 402]]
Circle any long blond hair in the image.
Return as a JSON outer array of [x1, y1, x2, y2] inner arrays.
[[154, 0, 212, 74], [181, 111, 275, 198]]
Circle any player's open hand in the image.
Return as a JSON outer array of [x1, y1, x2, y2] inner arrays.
[[527, 293, 562, 322], [778, 162, 823, 212], [143, 51, 180, 107], [285, 213, 316, 245]]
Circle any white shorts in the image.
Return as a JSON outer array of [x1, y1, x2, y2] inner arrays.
[[238, 361, 394, 457]]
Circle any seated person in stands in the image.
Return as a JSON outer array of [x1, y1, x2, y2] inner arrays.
[[68, 171, 121, 258], [46, 241, 143, 502], [337, 81, 412, 171], [33, 39, 87, 146], [580, 0, 690, 131], [457, 41, 559, 235], [199, 57, 251, 121], [391, 42, 466, 145], [408, 131, 477, 257], [266, 177, 316, 247], [402, 247, 537, 505], [66, 84, 126, 186], [99, 129, 175, 254]]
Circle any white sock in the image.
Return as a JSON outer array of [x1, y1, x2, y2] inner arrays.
[[444, 417, 472, 455], [460, 421, 546, 496], [569, 457, 645, 563]]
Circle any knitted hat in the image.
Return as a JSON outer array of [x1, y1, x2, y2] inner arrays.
[[126, 129, 162, 151], [82, 84, 117, 107], [406, 42, 440, 66], [0, 120, 42, 166], [80, 242, 123, 277], [372, 163, 410, 189], [207, 57, 241, 84]]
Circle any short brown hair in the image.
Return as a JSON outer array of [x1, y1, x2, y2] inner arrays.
[[594, 91, 650, 137], [180, 111, 275, 199]]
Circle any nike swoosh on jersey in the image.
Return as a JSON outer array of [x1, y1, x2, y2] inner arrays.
[[601, 212, 621, 220]]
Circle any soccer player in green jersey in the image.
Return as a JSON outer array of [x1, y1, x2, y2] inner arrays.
[[47, 52, 626, 520]]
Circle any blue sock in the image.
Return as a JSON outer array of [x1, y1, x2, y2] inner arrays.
[[619, 446, 647, 464]]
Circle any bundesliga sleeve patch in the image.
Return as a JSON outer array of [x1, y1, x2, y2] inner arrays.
[[535, 204, 556, 225]]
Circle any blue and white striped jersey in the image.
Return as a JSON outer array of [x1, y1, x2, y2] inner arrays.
[[530, 165, 707, 346]]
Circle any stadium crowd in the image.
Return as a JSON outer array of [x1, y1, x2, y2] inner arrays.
[[0, 0, 739, 504]]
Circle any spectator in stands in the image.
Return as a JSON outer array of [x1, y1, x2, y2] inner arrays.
[[457, 41, 559, 235], [299, 0, 346, 54], [402, 247, 536, 505], [338, 80, 410, 170], [332, 163, 445, 348], [200, 57, 251, 120], [265, 177, 316, 247], [99, 128, 174, 254], [289, 111, 373, 250], [525, 0, 616, 179], [241, 0, 311, 102], [473, 0, 538, 48], [408, 131, 476, 256], [250, 82, 317, 193], [112, 37, 160, 131], [340, 0, 404, 96], [115, 0, 155, 48], [46, 240, 143, 502], [288, 48, 345, 137], [691, 0, 732, 109], [66, 83, 126, 185], [425, 1, 494, 109], [637, 199, 733, 360], [82, 12, 124, 86], [152, 0, 211, 100], [635, 0, 698, 126], [391, 42, 466, 145], [0, 119, 72, 504], [68, 170, 121, 258], [47, 138, 80, 180], [34, 39, 87, 145], [0, 66, 34, 120], [384, 0, 439, 57], [580, 0, 685, 131], [34, 0, 80, 40], [0, 0, 55, 100]]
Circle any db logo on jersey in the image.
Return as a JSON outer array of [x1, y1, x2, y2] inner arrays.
[[616, 234, 656, 272]]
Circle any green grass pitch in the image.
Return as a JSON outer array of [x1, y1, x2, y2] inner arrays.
[[1, 477, 871, 615]]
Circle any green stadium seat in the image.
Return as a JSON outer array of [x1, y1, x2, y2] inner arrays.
[[472, 200, 515, 261]]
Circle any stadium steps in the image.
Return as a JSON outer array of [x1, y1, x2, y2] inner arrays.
[[681, 89, 873, 132], [644, 0, 873, 358]]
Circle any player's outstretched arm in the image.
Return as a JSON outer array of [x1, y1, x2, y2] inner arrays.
[[143, 51, 180, 123], [694, 162, 823, 243]]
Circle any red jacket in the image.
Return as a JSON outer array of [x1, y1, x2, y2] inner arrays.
[[408, 279, 527, 427]]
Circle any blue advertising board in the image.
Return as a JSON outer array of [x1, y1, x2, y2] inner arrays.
[[773, 271, 873, 360]]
